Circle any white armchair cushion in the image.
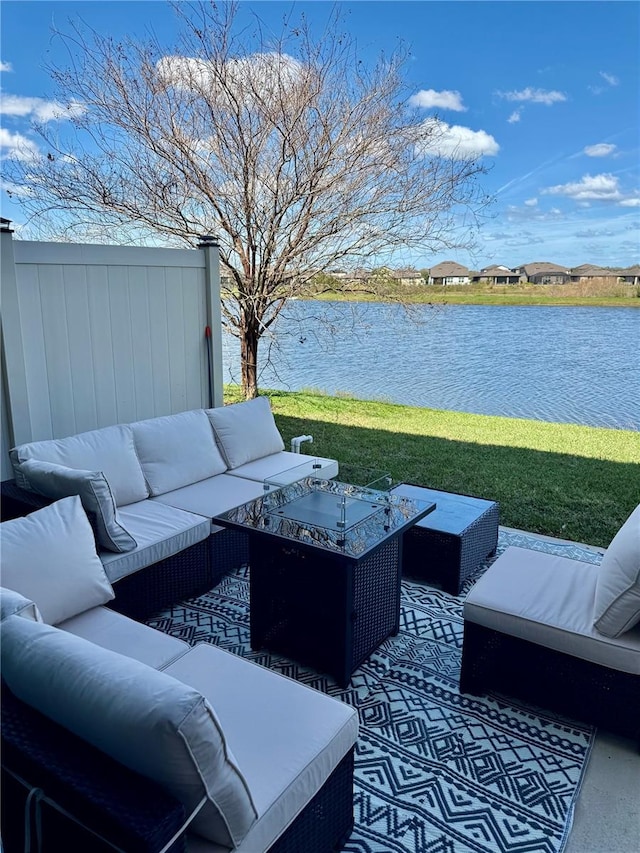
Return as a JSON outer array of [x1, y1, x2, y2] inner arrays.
[[132, 410, 227, 496], [1, 617, 258, 848], [19, 459, 137, 553], [593, 504, 640, 638], [207, 397, 284, 470], [0, 588, 43, 623], [10, 424, 149, 506], [0, 496, 114, 624]]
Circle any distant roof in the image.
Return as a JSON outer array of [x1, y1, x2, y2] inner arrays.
[[521, 262, 569, 275], [429, 261, 470, 277], [570, 264, 617, 276], [481, 264, 516, 274]]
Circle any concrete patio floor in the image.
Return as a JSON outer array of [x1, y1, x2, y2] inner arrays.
[[500, 528, 640, 853]]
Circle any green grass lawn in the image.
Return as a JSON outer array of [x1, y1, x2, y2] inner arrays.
[[225, 386, 640, 547]]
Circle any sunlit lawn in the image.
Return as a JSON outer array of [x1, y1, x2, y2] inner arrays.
[[225, 386, 640, 546]]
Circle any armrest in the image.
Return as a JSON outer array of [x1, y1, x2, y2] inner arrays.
[[1, 685, 188, 853]]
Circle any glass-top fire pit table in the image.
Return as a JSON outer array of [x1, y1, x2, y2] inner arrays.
[[214, 474, 435, 686]]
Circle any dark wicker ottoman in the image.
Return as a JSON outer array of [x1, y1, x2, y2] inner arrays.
[[391, 484, 499, 595]]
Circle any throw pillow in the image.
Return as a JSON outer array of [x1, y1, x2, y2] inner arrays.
[[0, 587, 43, 622], [1, 616, 258, 848], [593, 504, 640, 638], [0, 495, 115, 624], [207, 397, 285, 469], [19, 459, 137, 553]]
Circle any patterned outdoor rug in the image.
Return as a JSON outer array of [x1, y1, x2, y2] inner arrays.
[[147, 530, 600, 853]]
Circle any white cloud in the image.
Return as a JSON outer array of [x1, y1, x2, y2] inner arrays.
[[507, 109, 522, 123], [619, 198, 640, 208], [0, 94, 85, 122], [600, 71, 619, 87], [408, 88, 466, 111], [496, 87, 567, 105], [419, 119, 499, 159], [543, 173, 621, 202], [524, 197, 538, 207], [584, 143, 616, 157], [0, 127, 40, 161], [157, 51, 305, 107], [0, 61, 13, 72]]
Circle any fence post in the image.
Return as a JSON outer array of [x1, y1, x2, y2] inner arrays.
[[1, 219, 33, 457], [198, 235, 224, 409]]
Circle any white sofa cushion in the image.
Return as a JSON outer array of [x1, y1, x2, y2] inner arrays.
[[152, 473, 265, 529], [228, 451, 338, 484], [58, 605, 189, 670], [164, 644, 358, 853], [593, 504, 640, 638], [464, 546, 640, 675], [10, 424, 149, 506], [1, 617, 258, 848], [19, 459, 137, 553], [0, 587, 43, 623], [100, 499, 210, 583], [1, 496, 115, 625], [207, 398, 284, 470], [132, 410, 227, 497]]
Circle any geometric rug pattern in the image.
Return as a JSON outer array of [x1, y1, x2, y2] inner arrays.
[[147, 530, 598, 853]]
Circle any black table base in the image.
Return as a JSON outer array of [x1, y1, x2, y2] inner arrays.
[[250, 535, 402, 687]]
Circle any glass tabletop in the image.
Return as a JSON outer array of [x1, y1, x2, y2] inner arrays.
[[216, 475, 436, 558]]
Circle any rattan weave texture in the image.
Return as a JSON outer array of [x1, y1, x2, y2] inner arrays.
[[460, 620, 640, 741]]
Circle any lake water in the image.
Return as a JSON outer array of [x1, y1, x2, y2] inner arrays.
[[222, 301, 640, 431]]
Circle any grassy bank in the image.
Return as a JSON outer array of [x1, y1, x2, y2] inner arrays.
[[308, 281, 640, 307], [224, 386, 639, 547]]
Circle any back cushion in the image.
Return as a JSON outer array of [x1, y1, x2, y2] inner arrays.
[[593, 504, 640, 638], [207, 397, 284, 470], [0, 496, 114, 625], [132, 410, 227, 496], [1, 617, 258, 848], [10, 424, 148, 506]]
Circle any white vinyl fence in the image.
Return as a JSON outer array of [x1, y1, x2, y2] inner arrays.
[[0, 225, 223, 479]]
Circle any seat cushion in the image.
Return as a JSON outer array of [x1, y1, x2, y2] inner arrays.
[[58, 605, 189, 669], [1, 617, 258, 848], [18, 459, 137, 553], [152, 473, 265, 529], [593, 504, 640, 638], [10, 424, 148, 506], [464, 546, 640, 674], [206, 398, 284, 469], [0, 496, 115, 625], [164, 644, 358, 853], [227, 451, 339, 484], [132, 410, 227, 497], [100, 499, 210, 583]]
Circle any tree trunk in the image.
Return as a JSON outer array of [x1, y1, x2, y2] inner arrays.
[[240, 312, 260, 399]]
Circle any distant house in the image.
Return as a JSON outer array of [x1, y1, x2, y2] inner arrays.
[[570, 264, 618, 282], [512, 262, 571, 284], [474, 264, 522, 285], [393, 268, 424, 286], [428, 261, 470, 285], [617, 265, 640, 285]]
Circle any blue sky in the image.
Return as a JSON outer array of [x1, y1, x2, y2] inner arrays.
[[1, 0, 639, 269]]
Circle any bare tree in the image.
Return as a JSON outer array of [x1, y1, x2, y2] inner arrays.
[[4, 1, 490, 398]]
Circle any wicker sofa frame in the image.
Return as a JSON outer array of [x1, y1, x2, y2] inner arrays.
[[1, 684, 355, 853], [460, 620, 640, 742]]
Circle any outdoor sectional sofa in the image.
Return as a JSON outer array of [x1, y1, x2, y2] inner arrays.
[[4, 396, 338, 619], [460, 504, 640, 741], [1, 398, 358, 851]]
